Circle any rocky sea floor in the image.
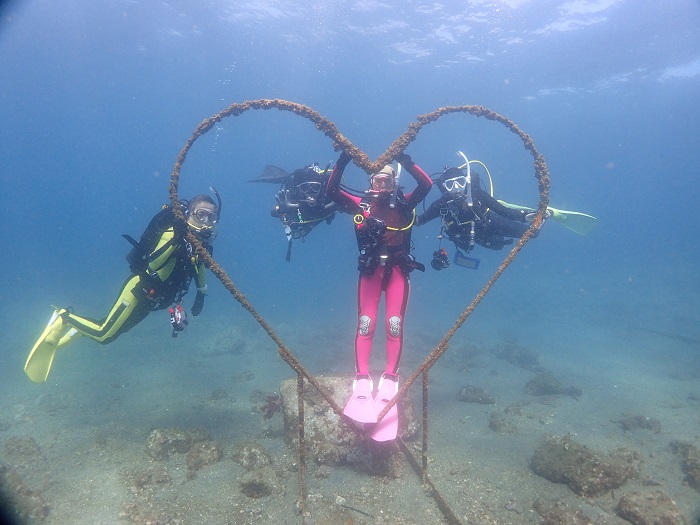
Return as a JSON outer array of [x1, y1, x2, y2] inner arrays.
[[1, 315, 699, 524]]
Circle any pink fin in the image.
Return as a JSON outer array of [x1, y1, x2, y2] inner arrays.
[[343, 378, 377, 424], [371, 378, 398, 442]]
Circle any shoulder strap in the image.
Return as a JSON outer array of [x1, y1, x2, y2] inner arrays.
[[122, 234, 139, 248]]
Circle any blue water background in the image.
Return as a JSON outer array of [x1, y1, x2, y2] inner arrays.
[[1, 1, 699, 393]]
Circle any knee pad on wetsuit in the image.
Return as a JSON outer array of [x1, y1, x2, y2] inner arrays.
[[388, 316, 401, 338], [358, 315, 372, 336]]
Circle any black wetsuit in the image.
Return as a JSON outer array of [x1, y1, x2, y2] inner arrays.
[[271, 165, 338, 260], [417, 188, 529, 251]]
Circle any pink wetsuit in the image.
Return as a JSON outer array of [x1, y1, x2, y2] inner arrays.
[[327, 157, 432, 377]]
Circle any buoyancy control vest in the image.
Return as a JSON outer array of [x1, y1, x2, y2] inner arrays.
[[122, 204, 211, 309], [354, 192, 424, 278]]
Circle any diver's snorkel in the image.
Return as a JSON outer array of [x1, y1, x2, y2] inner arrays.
[[210, 186, 222, 216], [390, 162, 401, 209], [457, 151, 473, 208], [456, 151, 476, 250]]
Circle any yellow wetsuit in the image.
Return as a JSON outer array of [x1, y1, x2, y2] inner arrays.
[[24, 211, 211, 383], [64, 225, 209, 344]]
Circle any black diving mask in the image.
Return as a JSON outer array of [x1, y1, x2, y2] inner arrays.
[[193, 208, 219, 225], [297, 181, 322, 197]]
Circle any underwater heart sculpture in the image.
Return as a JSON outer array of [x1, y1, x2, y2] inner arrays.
[[166, 98, 551, 419], [169, 98, 551, 181]]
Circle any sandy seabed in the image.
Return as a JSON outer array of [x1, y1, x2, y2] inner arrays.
[[1, 308, 699, 525]]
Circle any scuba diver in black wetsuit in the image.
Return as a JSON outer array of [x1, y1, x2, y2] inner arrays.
[[24, 190, 222, 383], [269, 163, 339, 261], [417, 164, 547, 270]]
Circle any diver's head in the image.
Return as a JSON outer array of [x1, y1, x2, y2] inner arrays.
[[369, 165, 396, 193], [296, 180, 322, 206], [291, 165, 325, 206], [187, 195, 219, 240], [438, 167, 480, 196], [438, 167, 466, 195]]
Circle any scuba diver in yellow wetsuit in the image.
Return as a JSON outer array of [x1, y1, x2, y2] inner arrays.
[[24, 191, 222, 383]]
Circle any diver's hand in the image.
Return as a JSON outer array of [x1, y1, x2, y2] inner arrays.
[[192, 291, 206, 316], [337, 150, 352, 168], [395, 152, 413, 167]]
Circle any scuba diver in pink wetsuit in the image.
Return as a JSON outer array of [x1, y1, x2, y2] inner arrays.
[[327, 151, 432, 441]]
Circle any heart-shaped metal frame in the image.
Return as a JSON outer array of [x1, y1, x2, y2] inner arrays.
[[166, 98, 551, 422]]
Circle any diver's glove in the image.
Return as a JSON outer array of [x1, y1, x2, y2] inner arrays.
[[337, 150, 353, 168], [395, 152, 413, 167], [192, 291, 206, 316]]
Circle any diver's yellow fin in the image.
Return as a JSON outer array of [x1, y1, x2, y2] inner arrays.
[[497, 200, 598, 236], [24, 309, 68, 383]]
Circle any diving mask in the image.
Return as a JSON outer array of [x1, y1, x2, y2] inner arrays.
[[187, 206, 218, 239], [297, 181, 322, 198], [443, 175, 467, 193], [370, 173, 395, 192], [193, 208, 219, 225]]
